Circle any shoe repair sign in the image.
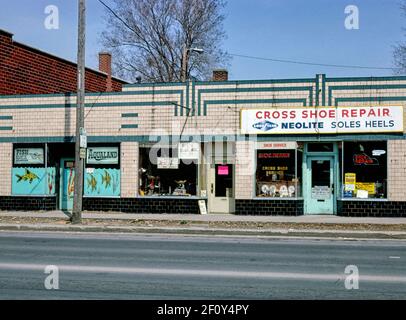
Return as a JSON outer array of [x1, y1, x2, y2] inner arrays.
[[240, 106, 404, 134]]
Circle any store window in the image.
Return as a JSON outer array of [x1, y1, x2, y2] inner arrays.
[[139, 145, 198, 197], [12, 144, 56, 196], [84, 144, 121, 197], [342, 141, 387, 199], [255, 143, 302, 198]]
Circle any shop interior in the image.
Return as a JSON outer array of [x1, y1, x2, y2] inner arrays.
[[139, 147, 197, 196]]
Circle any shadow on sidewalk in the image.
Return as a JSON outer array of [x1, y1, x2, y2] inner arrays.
[[61, 210, 72, 219]]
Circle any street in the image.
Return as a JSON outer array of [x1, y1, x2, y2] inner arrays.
[[0, 231, 405, 299]]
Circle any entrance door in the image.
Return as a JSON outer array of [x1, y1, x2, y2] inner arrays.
[[208, 164, 235, 213], [305, 156, 334, 214], [60, 158, 75, 211]]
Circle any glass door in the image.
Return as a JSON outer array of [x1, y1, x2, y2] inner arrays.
[[207, 164, 235, 213], [305, 156, 334, 214], [60, 158, 75, 211]]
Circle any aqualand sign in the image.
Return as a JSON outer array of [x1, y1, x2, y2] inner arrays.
[[240, 106, 404, 134]]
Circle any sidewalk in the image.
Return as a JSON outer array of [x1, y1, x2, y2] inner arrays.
[[1, 210, 406, 240], [1, 210, 406, 224]]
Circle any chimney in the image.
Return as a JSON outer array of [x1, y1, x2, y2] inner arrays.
[[99, 52, 112, 91], [212, 69, 228, 81]]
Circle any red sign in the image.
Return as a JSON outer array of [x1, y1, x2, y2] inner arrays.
[[258, 153, 291, 159], [218, 166, 229, 175], [353, 153, 379, 165]]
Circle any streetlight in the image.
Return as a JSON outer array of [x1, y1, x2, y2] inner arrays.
[[181, 47, 204, 82]]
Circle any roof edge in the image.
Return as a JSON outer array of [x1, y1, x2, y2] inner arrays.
[[10, 38, 128, 84]]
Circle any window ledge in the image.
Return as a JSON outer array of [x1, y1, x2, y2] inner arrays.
[[83, 196, 121, 199], [11, 194, 56, 197], [252, 197, 304, 201], [338, 198, 388, 202], [138, 196, 205, 200]]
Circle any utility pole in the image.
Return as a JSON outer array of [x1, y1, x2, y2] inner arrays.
[[71, 0, 86, 224]]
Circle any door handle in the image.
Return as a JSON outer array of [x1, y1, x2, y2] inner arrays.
[[331, 183, 334, 194], [211, 183, 214, 194]]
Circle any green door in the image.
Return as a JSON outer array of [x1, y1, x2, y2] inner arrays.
[[305, 156, 335, 214], [60, 159, 75, 211]]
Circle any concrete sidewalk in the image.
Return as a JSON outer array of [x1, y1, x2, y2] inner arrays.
[[1, 210, 406, 240], [0, 210, 405, 225]]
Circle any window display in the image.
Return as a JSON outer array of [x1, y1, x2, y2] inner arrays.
[[255, 148, 302, 198], [342, 141, 387, 199], [11, 143, 56, 196], [139, 147, 197, 196], [84, 145, 121, 197]]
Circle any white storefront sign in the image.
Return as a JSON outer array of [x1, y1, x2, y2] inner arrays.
[[256, 141, 298, 150], [178, 142, 200, 159], [241, 106, 404, 134], [14, 148, 44, 164], [87, 147, 119, 164], [157, 157, 179, 169]]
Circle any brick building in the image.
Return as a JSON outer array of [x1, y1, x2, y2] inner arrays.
[[0, 29, 127, 95], [0, 68, 405, 216]]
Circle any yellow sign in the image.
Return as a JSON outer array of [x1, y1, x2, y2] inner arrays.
[[344, 173, 356, 191], [355, 182, 376, 195]]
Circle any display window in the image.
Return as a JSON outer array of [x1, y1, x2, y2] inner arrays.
[[342, 141, 387, 199], [11, 143, 56, 196], [139, 146, 198, 197], [255, 146, 302, 198], [84, 144, 121, 197]]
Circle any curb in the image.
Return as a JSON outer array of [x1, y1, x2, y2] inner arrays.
[[1, 223, 406, 240]]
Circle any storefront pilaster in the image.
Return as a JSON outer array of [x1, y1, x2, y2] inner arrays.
[[121, 142, 139, 197], [0, 143, 12, 196], [388, 140, 406, 202], [235, 140, 255, 199]]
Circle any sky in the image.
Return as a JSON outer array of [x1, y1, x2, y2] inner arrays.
[[0, 0, 404, 82]]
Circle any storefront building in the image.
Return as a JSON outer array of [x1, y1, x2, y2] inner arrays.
[[0, 74, 405, 216]]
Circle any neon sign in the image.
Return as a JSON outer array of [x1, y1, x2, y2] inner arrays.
[[353, 153, 379, 166]]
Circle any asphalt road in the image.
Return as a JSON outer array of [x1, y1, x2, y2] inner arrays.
[[0, 231, 405, 299]]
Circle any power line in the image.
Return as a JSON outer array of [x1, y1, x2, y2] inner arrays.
[[98, 0, 399, 73], [98, 0, 137, 34], [229, 53, 397, 71]]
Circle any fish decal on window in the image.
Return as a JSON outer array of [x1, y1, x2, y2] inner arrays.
[[252, 121, 278, 131], [101, 170, 111, 188], [87, 174, 97, 192], [15, 169, 39, 183]]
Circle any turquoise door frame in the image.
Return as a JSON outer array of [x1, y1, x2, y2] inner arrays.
[[59, 158, 75, 211], [303, 143, 339, 215]]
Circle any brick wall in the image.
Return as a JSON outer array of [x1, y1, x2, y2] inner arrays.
[[0, 30, 125, 95], [0, 143, 12, 196], [388, 140, 406, 201]]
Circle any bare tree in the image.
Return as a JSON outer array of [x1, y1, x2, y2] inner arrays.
[[393, 1, 406, 74], [100, 0, 229, 82]]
